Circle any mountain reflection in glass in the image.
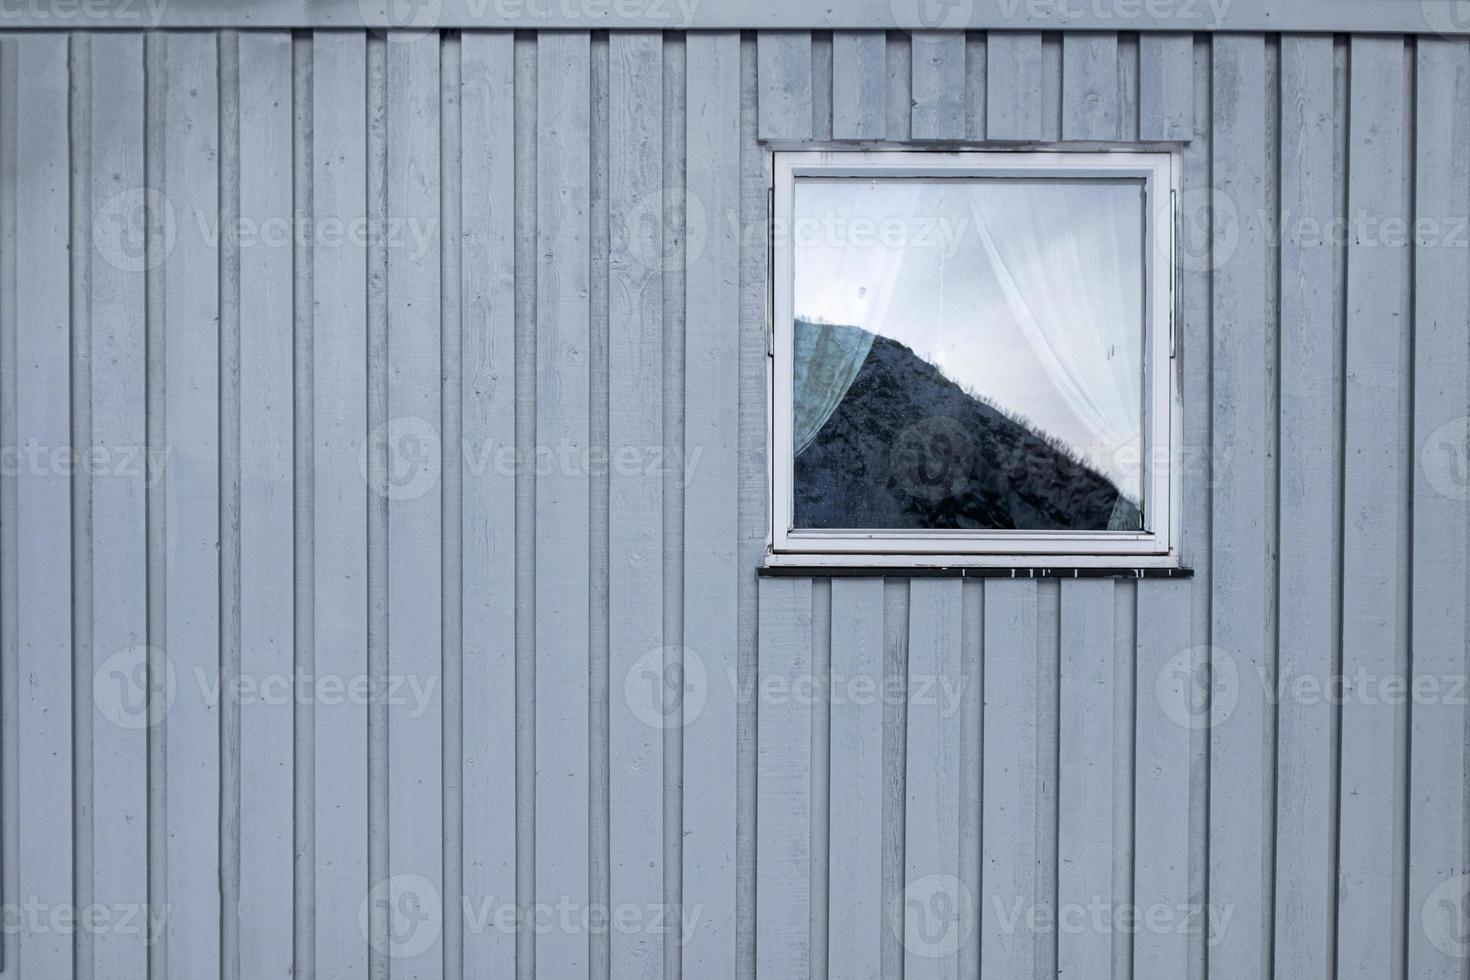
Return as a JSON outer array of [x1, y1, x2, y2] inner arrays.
[[791, 177, 1146, 532]]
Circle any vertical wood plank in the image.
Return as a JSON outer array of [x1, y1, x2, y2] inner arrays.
[[735, 34, 766, 980], [1061, 32, 1119, 140], [13, 32, 73, 980], [84, 30, 150, 980], [810, 31, 832, 140], [236, 30, 295, 980], [1337, 35, 1409, 980], [1407, 35, 1470, 980], [809, 580, 831, 980], [826, 579, 884, 980], [535, 30, 592, 979], [1207, 33, 1272, 980], [219, 32, 240, 978], [683, 29, 742, 980], [965, 33, 985, 140], [1132, 581, 1194, 978], [957, 579, 983, 979], [756, 577, 813, 978], [985, 32, 1042, 140], [832, 31, 885, 140], [0, 38, 14, 979], [879, 582, 910, 979], [1117, 33, 1138, 142], [1139, 34, 1192, 141], [458, 28, 517, 980], [440, 34, 465, 977], [607, 29, 665, 980], [159, 32, 222, 980], [311, 30, 370, 978], [1041, 33, 1062, 142], [1057, 580, 1116, 979], [910, 31, 965, 140], [885, 31, 912, 141], [980, 579, 1040, 980], [757, 31, 812, 141], [1273, 33, 1338, 980], [511, 32, 538, 977], [1176, 39, 1214, 980], [385, 31, 444, 980], [903, 578, 968, 979]]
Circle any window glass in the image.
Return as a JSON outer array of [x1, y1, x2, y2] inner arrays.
[[791, 177, 1146, 532]]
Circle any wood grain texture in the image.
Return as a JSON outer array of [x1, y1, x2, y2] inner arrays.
[[83, 30, 150, 980], [1407, 35, 1470, 980], [980, 579, 1041, 980], [1132, 580, 1194, 978], [0, 0, 1463, 32], [1207, 33, 1272, 980], [757, 31, 812, 140], [832, 31, 885, 140], [1139, 33, 1192, 140], [310, 31, 371, 978], [1337, 35, 1409, 980], [910, 31, 965, 140], [826, 579, 885, 980], [385, 32, 445, 980], [1061, 32, 1118, 140], [535, 31, 593, 979], [12, 33, 74, 980], [985, 32, 1042, 140], [1057, 580, 1116, 980], [236, 30, 295, 980], [1273, 33, 1338, 980], [458, 29, 518, 980], [159, 32, 223, 980], [2, 24, 1468, 980], [607, 29, 665, 980], [734, 35, 766, 980], [683, 29, 742, 980], [902, 579, 969, 980], [756, 577, 813, 978]]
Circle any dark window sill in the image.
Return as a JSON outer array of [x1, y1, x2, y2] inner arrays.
[[757, 563, 1194, 579]]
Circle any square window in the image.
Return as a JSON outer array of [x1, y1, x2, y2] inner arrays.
[[769, 150, 1180, 568]]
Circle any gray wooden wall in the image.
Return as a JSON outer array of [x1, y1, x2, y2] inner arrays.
[[0, 26, 1466, 980]]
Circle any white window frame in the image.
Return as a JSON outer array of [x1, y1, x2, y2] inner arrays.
[[768, 148, 1181, 569]]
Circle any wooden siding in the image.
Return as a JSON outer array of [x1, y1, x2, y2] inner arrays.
[[0, 29, 1465, 980]]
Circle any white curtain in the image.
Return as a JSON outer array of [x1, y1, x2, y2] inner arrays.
[[792, 181, 922, 454], [966, 182, 1144, 487]]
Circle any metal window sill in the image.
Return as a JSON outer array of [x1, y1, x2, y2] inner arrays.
[[758, 561, 1194, 579]]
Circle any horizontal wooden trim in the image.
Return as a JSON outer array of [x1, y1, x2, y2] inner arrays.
[[0, 0, 1464, 33]]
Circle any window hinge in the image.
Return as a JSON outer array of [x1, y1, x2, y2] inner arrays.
[[1168, 188, 1178, 359], [765, 184, 776, 357]]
